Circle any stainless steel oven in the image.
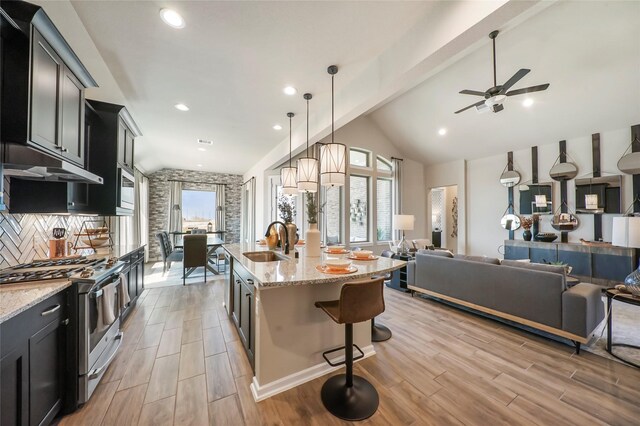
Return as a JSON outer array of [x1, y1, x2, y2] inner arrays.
[[118, 167, 135, 211], [77, 270, 124, 404]]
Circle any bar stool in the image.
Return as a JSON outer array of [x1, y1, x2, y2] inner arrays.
[[314, 277, 385, 421]]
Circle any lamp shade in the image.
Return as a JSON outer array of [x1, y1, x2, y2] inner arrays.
[[612, 217, 640, 248], [393, 214, 415, 231], [281, 166, 298, 195], [297, 157, 318, 193], [535, 194, 547, 208], [585, 194, 599, 210], [320, 143, 346, 187]]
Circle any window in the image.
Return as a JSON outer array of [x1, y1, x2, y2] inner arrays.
[[349, 175, 370, 242], [377, 178, 392, 241], [322, 186, 343, 244], [349, 148, 370, 168], [377, 156, 392, 172], [181, 189, 216, 231]]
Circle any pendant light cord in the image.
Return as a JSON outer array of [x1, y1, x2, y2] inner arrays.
[[306, 97, 310, 157], [289, 114, 292, 167], [331, 74, 335, 143]]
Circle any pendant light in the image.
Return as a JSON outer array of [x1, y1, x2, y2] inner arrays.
[[281, 112, 298, 195], [297, 93, 318, 193], [320, 65, 346, 187]]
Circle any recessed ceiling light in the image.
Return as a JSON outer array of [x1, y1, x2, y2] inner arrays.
[[197, 147, 206, 152], [438, 128, 447, 136], [197, 139, 213, 145], [273, 124, 282, 130], [174, 103, 189, 111], [197, 164, 203, 168], [160, 9, 185, 29], [522, 98, 534, 108], [283, 86, 297, 96]]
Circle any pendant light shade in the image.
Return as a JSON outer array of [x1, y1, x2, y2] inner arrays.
[[321, 65, 346, 187], [281, 112, 298, 195], [297, 93, 318, 193]]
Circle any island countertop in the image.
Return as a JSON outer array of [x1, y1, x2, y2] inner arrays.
[[223, 242, 406, 288]]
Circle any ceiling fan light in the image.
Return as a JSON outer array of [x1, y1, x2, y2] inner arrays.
[[485, 95, 507, 107]]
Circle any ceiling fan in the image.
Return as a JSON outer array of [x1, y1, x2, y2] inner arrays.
[[454, 30, 549, 114]]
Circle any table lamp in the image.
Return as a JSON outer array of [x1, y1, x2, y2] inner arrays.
[[393, 214, 414, 255], [612, 216, 640, 296]]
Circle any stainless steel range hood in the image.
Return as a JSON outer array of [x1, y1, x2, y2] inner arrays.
[[2, 144, 103, 184]]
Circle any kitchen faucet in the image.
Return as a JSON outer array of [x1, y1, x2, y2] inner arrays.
[[265, 221, 290, 255]]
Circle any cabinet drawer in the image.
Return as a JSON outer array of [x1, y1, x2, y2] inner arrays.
[[232, 261, 255, 288], [1, 289, 67, 358]]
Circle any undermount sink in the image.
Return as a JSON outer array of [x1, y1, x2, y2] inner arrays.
[[243, 251, 289, 262]]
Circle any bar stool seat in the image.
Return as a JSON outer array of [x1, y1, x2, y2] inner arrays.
[[315, 277, 385, 421]]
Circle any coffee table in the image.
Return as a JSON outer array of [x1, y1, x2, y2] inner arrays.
[[606, 288, 640, 368]]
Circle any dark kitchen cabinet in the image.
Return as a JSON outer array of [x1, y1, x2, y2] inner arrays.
[[0, 288, 71, 426], [85, 100, 141, 216], [30, 29, 62, 152], [1, 2, 96, 167], [228, 260, 255, 369], [6, 179, 89, 214], [119, 247, 146, 320]]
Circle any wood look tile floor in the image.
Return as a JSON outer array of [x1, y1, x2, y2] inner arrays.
[[60, 271, 640, 426]]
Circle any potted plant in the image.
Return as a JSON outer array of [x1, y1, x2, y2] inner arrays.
[[305, 193, 321, 257], [521, 216, 534, 241], [277, 195, 297, 251]]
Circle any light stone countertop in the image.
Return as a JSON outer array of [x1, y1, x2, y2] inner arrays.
[[223, 242, 406, 288], [0, 280, 72, 324]]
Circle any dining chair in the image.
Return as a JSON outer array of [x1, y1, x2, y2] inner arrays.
[[183, 234, 208, 285], [156, 232, 183, 274]]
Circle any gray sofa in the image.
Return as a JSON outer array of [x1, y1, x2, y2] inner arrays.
[[406, 251, 605, 351]]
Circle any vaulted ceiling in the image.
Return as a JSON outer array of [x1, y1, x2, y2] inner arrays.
[[368, 1, 640, 166]]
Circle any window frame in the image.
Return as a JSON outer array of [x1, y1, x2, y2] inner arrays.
[[376, 176, 393, 242], [349, 147, 372, 170], [348, 174, 371, 244], [180, 188, 218, 232]]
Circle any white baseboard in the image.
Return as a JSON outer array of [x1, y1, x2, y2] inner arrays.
[[250, 344, 375, 402]]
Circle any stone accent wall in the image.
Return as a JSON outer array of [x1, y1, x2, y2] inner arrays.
[[148, 168, 242, 260], [0, 213, 105, 269]]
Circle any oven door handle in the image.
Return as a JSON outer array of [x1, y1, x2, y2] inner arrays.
[[89, 278, 121, 299], [87, 332, 123, 380]]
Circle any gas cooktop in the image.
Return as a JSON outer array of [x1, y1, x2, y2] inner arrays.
[[0, 256, 105, 285]]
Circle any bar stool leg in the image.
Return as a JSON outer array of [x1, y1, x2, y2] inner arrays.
[[320, 323, 379, 421], [371, 317, 392, 342]]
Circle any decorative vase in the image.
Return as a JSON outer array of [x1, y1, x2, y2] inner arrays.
[[285, 222, 297, 253], [624, 260, 640, 297], [266, 227, 278, 250], [532, 216, 539, 238], [523, 230, 532, 241], [305, 223, 321, 257]]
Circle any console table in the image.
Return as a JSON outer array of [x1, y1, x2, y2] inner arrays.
[[388, 254, 412, 292], [606, 289, 640, 368], [504, 240, 638, 287]]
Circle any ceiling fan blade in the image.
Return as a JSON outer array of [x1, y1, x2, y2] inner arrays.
[[459, 89, 486, 97], [454, 100, 486, 114], [500, 69, 530, 93], [506, 83, 550, 97]]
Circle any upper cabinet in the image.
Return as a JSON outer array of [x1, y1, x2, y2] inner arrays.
[[85, 99, 142, 216], [1, 1, 97, 167]]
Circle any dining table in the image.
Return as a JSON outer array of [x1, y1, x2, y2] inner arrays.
[[173, 234, 226, 276]]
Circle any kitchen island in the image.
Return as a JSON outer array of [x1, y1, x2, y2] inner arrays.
[[223, 242, 405, 401]]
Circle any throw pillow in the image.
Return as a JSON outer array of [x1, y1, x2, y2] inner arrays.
[[418, 249, 453, 258]]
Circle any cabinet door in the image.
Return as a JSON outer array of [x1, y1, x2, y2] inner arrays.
[[117, 120, 127, 166], [136, 257, 145, 297], [128, 266, 137, 304], [125, 131, 135, 169], [239, 283, 251, 351], [29, 319, 64, 426], [1, 343, 29, 426], [232, 274, 241, 327], [30, 30, 61, 152], [67, 183, 89, 212], [60, 67, 85, 166]]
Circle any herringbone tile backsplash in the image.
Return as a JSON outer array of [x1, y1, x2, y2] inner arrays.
[[0, 212, 101, 269]]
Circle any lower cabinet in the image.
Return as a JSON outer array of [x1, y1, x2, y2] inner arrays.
[[0, 289, 70, 426], [120, 248, 145, 320], [229, 261, 255, 369]]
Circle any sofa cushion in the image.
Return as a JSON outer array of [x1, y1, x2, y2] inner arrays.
[[417, 249, 453, 258], [455, 254, 500, 265], [501, 259, 565, 276]]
